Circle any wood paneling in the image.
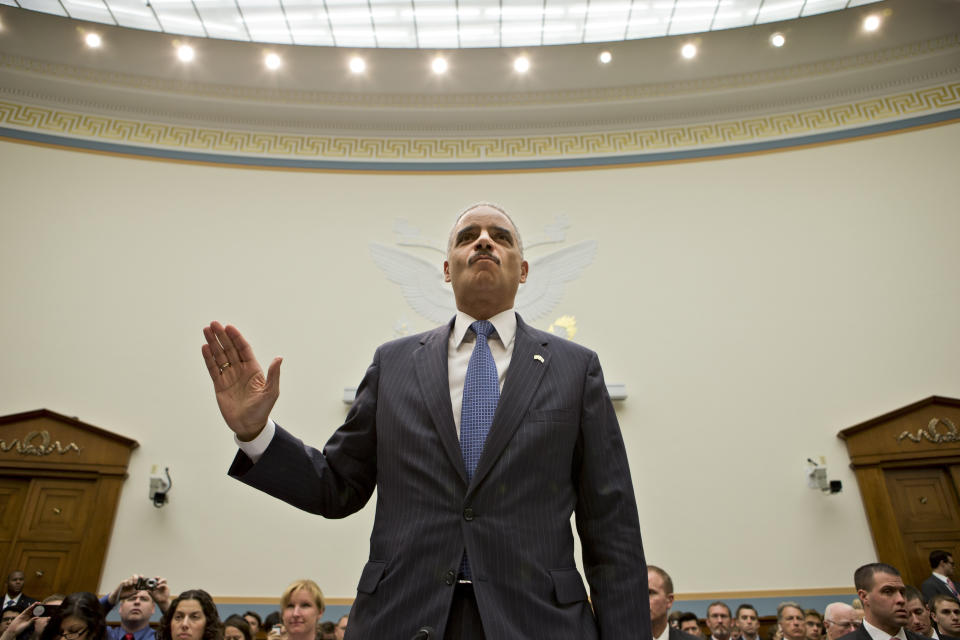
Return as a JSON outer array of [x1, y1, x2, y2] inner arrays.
[[0, 409, 137, 596], [839, 397, 960, 589]]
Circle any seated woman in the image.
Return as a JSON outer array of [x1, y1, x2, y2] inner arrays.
[[158, 590, 221, 640], [34, 592, 106, 640], [222, 616, 251, 640], [279, 581, 324, 640]]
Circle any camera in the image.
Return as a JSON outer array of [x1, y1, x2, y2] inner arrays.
[[134, 577, 158, 590], [34, 604, 60, 618]]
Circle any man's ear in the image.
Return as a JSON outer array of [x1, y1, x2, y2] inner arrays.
[[667, 594, 675, 608], [444, 260, 451, 283], [519, 260, 529, 283]]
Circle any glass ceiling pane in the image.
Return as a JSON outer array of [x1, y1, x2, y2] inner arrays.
[[11, 0, 883, 47]]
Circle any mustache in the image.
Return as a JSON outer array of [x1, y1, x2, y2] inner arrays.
[[469, 251, 500, 265]]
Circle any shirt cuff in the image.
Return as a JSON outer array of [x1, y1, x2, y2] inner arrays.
[[234, 419, 276, 463]]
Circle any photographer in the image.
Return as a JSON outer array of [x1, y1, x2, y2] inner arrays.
[[99, 576, 171, 640]]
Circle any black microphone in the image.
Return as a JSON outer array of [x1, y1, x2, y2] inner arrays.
[[410, 627, 435, 640]]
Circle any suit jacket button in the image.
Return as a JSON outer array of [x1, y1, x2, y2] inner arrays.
[[463, 507, 474, 521], [445, 570, 456, 585]]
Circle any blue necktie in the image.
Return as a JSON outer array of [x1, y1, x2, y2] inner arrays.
[[460, 320, 499, 482], [459, 320, 499, 580]]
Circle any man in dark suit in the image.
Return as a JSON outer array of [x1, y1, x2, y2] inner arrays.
[[838, 563, 926, 640], [1, 572, 35, 612], [922, 552, 959, 604], [648, 566, 699, 640], [202, 204, 649, 640]]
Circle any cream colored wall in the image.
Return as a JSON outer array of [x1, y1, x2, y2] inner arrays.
[[1, 123, 959, 598]]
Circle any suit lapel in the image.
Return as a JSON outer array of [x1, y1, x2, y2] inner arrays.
[[414, 320, 468, 487], [468, 315, 549, 494]]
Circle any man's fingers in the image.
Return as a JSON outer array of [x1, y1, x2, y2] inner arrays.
[[266, 357, 283, 393], [213, 323, 241, 366]]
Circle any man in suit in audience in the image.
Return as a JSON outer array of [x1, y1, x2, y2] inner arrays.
[[680, 613, 703, 637], [923, 552, 959, 604], [737, 605, 761, 640], [903, 587, 935, 639], [707, 603, 734, 640], [778, 603, 806, 640], [837, 563, 925, 640], [648, 567, 700, 640], [929, 595, 960, 639], [2, 572, 35, 612], [99, 574, 172, 640], [824, 603, 861, 640], [203, 204, 649, 640]]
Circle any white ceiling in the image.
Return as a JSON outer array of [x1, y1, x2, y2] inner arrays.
[[1, 0, 882, 48]]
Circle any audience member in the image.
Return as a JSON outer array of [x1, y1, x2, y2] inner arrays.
[[680, 613, 703, 637], [670, 613, 684, 630], [737, 605, 761, 640], [100, 575, 171, 640], [223, 616, 252, 640], [778, 603, 806, 640], [647, 567, 700, 640], [241, 614, 261, 639], [929, 595, 960, 638], [261, 614, 280, 636], [2, 574, 34, 612], [707, 603, 734, 640], [279, 581, 323, 640], [838, 562, 922, 640], [317, 622, 335, 640], [38, 593, 107, 640], [158, 590, 221, 640], [1, 608, 18, 636], [805, 609, 824, 640], [903, 587, 934, 638], [923, 552, 959, 604], [334, 616, 346, 640], [824, 602, 861, 640]]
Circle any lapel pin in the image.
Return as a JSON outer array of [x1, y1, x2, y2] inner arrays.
[[533, 354, 544, 363]]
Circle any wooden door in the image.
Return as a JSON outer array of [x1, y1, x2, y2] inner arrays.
[[0, 478, 30, 577], [885, 466, 960, 587]]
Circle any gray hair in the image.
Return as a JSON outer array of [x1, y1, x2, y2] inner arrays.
[[448, 202, 524, 257]]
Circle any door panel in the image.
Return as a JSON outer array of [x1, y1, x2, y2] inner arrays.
[[19, 479, 95, 542], [11, 541, 81, 597]]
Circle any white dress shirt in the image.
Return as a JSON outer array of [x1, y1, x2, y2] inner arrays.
[[862, 618, 907, 640], [237, 309, 518, 461]]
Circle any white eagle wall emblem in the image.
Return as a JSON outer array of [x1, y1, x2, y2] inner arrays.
[[370, 216, 598, 325]]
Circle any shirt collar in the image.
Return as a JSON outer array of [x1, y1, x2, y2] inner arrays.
[[862, 617, 907, 640], [453, 309, 517, 348], [933, 573, 949, 584]]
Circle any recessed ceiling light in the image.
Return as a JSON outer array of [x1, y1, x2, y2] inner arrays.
[[432, 56, 448, 74], [349, 56, 366, 73], [85, 33, 102, 48], [264, 52, 281, 70], [599, 51, 612, 64], [681, 43, 696, 59], [770, 33, 785, 48], [177, 44, 195, 62], [863, 14, 881, 31], [514, 56, 530, 73]]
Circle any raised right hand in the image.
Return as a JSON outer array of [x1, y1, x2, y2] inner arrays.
[[202, 321, 282, 441]]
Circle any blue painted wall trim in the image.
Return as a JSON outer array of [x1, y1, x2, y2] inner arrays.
[[2, 108, 958, 172]]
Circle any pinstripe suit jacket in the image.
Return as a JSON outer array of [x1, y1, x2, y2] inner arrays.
[[229, 314, 650, 640]]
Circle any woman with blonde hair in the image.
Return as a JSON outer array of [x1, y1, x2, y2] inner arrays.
[[280, 581, 324, 640]]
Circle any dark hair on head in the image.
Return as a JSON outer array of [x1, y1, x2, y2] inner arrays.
[[776, 602, 803, 621], [803, 609, 823, 622], [930, 550, 953, 570], [707, 602, 732, 617], [648, 566, 674, 595], [39, 592, 107, 640], [904, 586, 926, 606], [854, 563, 901, 592], [223, 616, 252, 640], [262, 612, 281, 634], [159, 589, 222, 640], [736, 604, 758, 618], [319, 622, 335, 633], [243, 612, 262, 627], [678, 612, 700, 625], [930, 594, 960, 612]]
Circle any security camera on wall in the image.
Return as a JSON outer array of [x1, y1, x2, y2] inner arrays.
[[807, 458, 842, 495]]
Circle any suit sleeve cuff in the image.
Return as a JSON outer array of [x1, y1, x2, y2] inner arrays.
[[234, 419, 276, 463]]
